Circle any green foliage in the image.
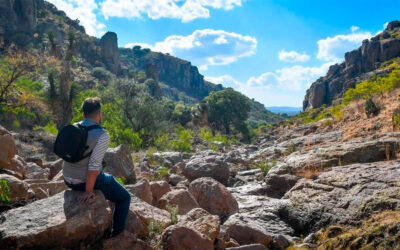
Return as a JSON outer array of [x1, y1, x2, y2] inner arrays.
[[166, 204, 179, 225], [392, 106, 400, 129], [199, 128, 235, 151], [343, 64, 400, 105], [154, 134, 170, 151], [12, 120, 20, 129], [169, 126, 192, 152], [33, 120, 58, 135], [148, 218, 164, 249], [172, 102, 192, 126], [0, 179, 11, 203], [250, 159, 276, 176], [201, 88, 251, 141], [92, 67, 113, 82], [115, 177, 126, 186], [295, 104, 344, 124]]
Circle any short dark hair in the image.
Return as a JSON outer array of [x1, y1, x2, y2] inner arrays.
[[82, 97, 101, 116]]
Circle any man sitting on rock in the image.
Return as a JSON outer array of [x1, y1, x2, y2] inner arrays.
[[62, 97, 131, 237]]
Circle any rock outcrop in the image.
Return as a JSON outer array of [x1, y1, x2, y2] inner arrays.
[[303, 20, 400, 110], [158, 189, 200, 215], [103, 145, 136, 184], [100, 31, 119, 74], [189, 177, 239, 220], [0, 190, 112, 249]]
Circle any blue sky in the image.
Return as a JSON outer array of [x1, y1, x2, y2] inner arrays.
[[48, 0, 400, 107]]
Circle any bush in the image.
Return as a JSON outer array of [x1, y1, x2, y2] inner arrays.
[[170, 126, 192, 152], [0, 179, 11, 203], [342, 64, 400, 105], [92, 67, 113, 82], [166, 204, 179, 225], [115, 177, 126, 186], [365, 98, 380, 118], [250, 159, 276, 177], [392, 106, 400, 129]]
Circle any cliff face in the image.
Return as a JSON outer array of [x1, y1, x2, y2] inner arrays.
[[119, 47, 222, 100], [303, 20, 400, 110], [0, 0, 221, 101]]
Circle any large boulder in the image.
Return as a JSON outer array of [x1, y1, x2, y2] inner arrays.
[[0, 126, 17, 171], [0, 174, 34, 203], [280, 160, 400, 235], [178, 208, 220, 242], [28, 180, 67, 200], [189, 177, 238, 220], [126, 178, 153, 204], [103, 231, 153, 250], [158, 189, 200, 215], [103, 145, 136, 184], [0, 190, 112, 249], [182, 153, 231, 185], [128, 195, 171, 230], [24, 161, 49, 180], [161, 225, 214, 250], [43, 159, 63, 180], [150, 181, 171, 206]]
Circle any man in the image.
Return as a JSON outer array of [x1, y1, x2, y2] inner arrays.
[[62, 97, 131, 237]]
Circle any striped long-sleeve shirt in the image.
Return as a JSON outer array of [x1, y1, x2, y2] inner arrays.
[[88, 131, 109, 171]]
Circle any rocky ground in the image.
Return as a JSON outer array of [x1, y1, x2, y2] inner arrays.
[[1, 119, 400, 249]]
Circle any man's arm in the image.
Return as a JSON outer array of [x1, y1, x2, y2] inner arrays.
[[79, 131, 109, 202]]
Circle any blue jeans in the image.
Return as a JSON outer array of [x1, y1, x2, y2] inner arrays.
[[64, 172, 131, 236]]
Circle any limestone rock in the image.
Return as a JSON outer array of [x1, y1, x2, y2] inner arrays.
[[103, 145, 136, 184], [24, 161, 49, 180], [0, 190, 112, 249], [103, 231, 153, 250], [178, 208, 221, 242], [0, 174, 34, 203], [100, 31, 119, 74], [159, 189, 200, 215], [189, 177, 238, 219], [161, 225, 214, 250], [126, 178, 153, 204], [43, 159, 63, 180], [182, 153, 231, 185], [150, 181, 171, 206], [0, 130, 17, 170], [28, 180, 67, 200], [129, 195, 171, 229]]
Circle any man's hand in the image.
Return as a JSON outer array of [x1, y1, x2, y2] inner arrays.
[[78, 191, 96, 203]]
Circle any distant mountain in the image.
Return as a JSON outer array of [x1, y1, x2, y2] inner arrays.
[[266, 106, 302, 116]]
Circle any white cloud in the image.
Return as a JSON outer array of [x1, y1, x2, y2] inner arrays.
[[47, 0, 105, 37], [204, 74, 241, 88], [278, 49, 310, 63], [205, 61, 335, 106], [101, 0, 242, 22], [383, 22, 389, 29], [350, 25, 359, 32], [126, 29, 257, 70], [246, 62, 333, 91], [317, 30, 372, 62]]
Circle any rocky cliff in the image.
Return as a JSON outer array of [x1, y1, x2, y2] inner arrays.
[[0, 0, 221, 101], [303, 20, 400, 110]]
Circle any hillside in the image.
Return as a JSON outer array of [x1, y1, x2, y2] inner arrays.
[[303, 20, 400, 110]]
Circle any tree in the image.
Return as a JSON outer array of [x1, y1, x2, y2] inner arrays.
[[201, 88, 251, 140], [46, 29, 77, 130], [0, 49, 38, 107], [105, 79, 172, 147]]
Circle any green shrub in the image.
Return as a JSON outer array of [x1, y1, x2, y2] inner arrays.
[[170, 126, 192, 152], [154, 134, 170, 151], [157, 166, 170, 180], [343, 64, 400, 105], [115, 177, 126, 186], [0, 179, 11, 203], [392, 106, 400, 129], [250, 159, 276, 176], [43, 120, 58, 135], [12, 120, 20, 129], [365, 98, 380, 118], [166, 204, 179, 225]]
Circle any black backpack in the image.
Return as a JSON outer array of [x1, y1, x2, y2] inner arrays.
[[53, 123, 102, 163]]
